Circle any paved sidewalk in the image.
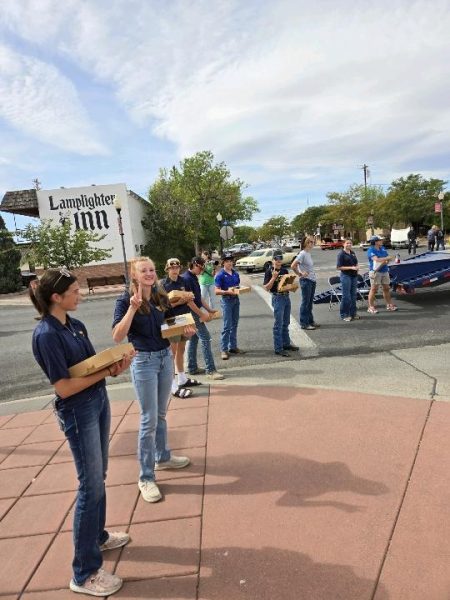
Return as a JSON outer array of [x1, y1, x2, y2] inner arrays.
[[0, 383, 449, 599]]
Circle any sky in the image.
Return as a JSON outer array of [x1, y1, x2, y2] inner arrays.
[[1, 0, 450, 233]]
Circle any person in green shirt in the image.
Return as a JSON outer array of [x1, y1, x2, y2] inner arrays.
[[199, 250, 219, 309]]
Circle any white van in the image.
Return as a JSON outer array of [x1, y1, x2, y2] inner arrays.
[[391, 228, 409, 249]]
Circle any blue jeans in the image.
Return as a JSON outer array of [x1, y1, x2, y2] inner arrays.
[[220, 296, 240, 351], [200, 283, 216, 309], [130, 348, 173, 482], [340, 273, 357, 318], [272, 294, 291, 352], [300, 278, 316, 327], [187, 313, 216, 373], [56, 386, 110, 585]]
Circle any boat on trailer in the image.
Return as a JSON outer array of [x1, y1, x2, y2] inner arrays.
[[313, 250, 450, 304]]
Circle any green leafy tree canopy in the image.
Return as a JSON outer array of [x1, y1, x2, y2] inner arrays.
[[22, 220, 112, 270], [0, 215, 22, 293]]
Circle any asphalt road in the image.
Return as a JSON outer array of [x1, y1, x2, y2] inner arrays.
[[1, 247, 449, 403]]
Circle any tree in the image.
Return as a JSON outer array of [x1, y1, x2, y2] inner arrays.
[[143, 150, 259, 269], [22, 220, 112, 270], [291, 206, 330, 238], [258, 216, 290, 243], [0, 216, 22, 293], [232, 225, 259, 243], [386, 174, 447, 228]]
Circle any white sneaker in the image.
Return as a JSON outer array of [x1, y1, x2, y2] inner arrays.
[[138, 480, 162, 503], [155, 455, 190, 470], [100, 531, 130, 552], [207, 371, 225, 380], [70, 568, 122, 596]]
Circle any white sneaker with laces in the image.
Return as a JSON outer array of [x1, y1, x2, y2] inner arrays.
[[207, 371, 225, 380], [100, 531, 130, 552], [69, 568, 123, 596], [155, 455, 190, 470], [138, 480, 162, 502]]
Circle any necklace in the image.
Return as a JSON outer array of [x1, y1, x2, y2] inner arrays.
[[64, 320, 77, 337]]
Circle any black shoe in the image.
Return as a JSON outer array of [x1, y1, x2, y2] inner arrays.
[[275, 350, 290, 357], [228, 348, 246, 354], [283, 345, 299, 351]]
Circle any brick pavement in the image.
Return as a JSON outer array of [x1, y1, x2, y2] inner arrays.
[[0, 385, 449, 599]]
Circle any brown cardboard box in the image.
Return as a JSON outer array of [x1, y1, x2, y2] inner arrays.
[[210, 310, 222, 320], [278, 274, 298, 293], [69, 343, 134, 377], [229, 285, 252, 295], [167, 289, 194, 303], [161, 312, 195, 339]]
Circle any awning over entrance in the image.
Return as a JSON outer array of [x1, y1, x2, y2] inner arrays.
[[0, 189, 39, 217]]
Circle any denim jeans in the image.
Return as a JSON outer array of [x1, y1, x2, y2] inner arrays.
[[272, 294, 291, 352], [299, 278, 316, 327], [130, 348, 173, 482], [339, 273, 357, 318], [187, 313, 216, 373], [200, 283, 216, 309], [56, 386, 110, 585], [220, 296, 240, 351]]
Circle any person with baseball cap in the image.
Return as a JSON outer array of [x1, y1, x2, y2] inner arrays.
[[214, 252, 245, 360], [182, 257, 224, 380], [366, 236, 397, 314], [263, 252, 299, 357]]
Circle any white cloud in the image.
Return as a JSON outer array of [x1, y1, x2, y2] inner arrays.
[[1, 0, 450, 199], [0, 43, 107, 155]]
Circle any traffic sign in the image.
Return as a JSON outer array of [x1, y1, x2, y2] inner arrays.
[[220, 225, 233, 240]]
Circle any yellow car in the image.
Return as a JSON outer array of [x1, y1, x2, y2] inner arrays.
[[235, 247, 297, 273]]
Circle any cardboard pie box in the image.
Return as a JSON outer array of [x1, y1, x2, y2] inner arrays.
[[229, 285, 252, 295], [210, 310, 222, 320], [160, 312, 195, 339], [278, 274, 298, 293], [69, 342, 134, 377], [167, 289, 194, 303]]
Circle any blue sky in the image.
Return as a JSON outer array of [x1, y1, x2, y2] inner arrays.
[[1, 0, 450, 233]]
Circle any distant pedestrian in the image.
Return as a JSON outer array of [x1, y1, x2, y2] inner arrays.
[[407, 227, 417, 255], [366, 236, 397, 314], [427, 226, 436, 251], [199, 250, 218, 309], [263, 252, 299, 356], [291, 236, 320, 330], [435, 228, 445, 250], [214, 252, 245, 360], [336, 239, 360, 321], [31, 268, 133, 597]]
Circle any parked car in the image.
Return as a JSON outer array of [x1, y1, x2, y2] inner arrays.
[[359, 236, 393, 251], [320, 238, 344, 250], [235, 247, 297, 273], [223, 243, 254, 258]]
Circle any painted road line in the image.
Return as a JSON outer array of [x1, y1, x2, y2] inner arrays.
[[252, 285, 318, 352]]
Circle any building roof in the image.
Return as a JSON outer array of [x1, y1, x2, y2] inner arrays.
[[0, 189, 39, 217]]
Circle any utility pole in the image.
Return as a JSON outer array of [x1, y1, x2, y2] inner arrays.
[[361, 164, 370, 190], [32, 178, 41, 190]]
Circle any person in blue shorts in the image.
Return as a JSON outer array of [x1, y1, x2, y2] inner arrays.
[[31, 268, 133, 597], [366, 236, 397, 314]]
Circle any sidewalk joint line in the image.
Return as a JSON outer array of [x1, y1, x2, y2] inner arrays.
[[371, 392, 435, 599]]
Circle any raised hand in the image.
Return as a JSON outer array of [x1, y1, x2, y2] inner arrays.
[[130, 282, 143, 311]]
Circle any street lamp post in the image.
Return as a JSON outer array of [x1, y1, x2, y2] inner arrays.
[[216, 212, 223, 255], [113, 198, 129, 286], [438, 192, 445, 232]]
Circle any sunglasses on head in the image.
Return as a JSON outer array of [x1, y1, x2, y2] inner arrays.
[[54, 266, 71, 288], [168, 261, 180, 267]]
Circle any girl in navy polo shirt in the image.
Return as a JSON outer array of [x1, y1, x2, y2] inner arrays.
[[31, 268, 132, 597], [112, 257, 191, 505], [214, 253, 245, 360]]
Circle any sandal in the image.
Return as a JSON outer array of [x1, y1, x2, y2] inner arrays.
[[173, 387, 193, 398], [367, 306, 378, 314], [179, 378, 202, 388], [386, 304, 398, 311]]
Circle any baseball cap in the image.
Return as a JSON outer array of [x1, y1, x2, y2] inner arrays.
[[192, 256, 205, 266], [369, 235, 383, 243], [222, 252, 233, 261], [273, 252, 283, 260]]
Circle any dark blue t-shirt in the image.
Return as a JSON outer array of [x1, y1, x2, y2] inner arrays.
[[32, 315, 105, 406], [181, 270, 202, 309], [263, 265, 289, 293], [112, 291, 170, 352], [214, 268, 240, 291], [161, 275, 192, 317], [336, 250, 358, 277]]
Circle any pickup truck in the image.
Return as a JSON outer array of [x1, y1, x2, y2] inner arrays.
[[320, 238, 344, 250]]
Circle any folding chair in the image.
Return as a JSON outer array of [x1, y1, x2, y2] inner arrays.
[[328, 276, 342, 310], [356, 274, 370, 305]]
